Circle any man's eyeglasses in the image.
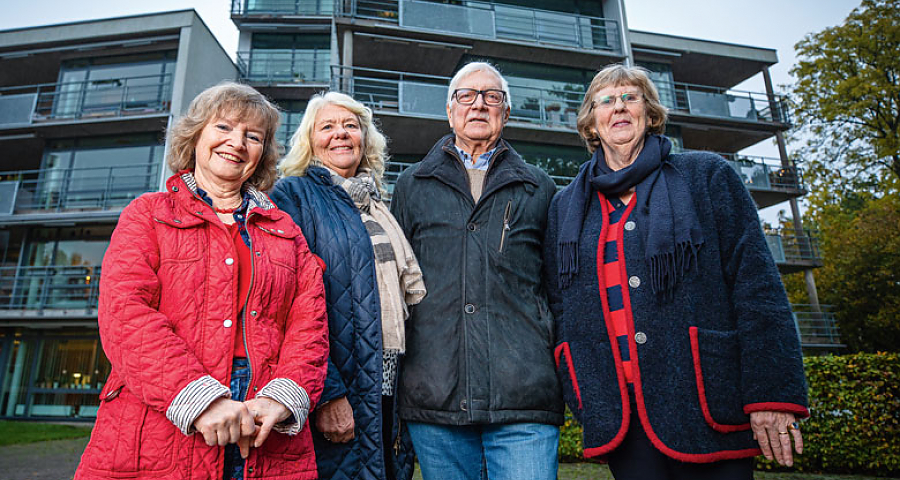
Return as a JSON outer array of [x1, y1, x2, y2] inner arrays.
[[453, 88, 507, 106], [591, 92, 644, 110]]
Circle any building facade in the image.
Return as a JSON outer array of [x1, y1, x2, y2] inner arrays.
[[0, 2, 839, 421], [0, 11, 236, 420]]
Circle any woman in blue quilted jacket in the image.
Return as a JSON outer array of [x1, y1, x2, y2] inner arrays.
[[270, 91, 426, 480]]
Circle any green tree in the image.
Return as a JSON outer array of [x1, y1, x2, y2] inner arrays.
[[789, 0, 900, 195]]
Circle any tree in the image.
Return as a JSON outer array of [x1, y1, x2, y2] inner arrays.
[[789, 0, 900, 196]]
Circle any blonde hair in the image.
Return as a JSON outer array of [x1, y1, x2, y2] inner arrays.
[[576, 64, 668, 153], [166, 82, 282, 191], [279, 91, 387, 190]]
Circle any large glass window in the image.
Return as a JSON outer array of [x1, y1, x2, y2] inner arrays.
[[53, 52, 175, 118], [22, 135, 164, 212], [509, 141, 589, 188], [0, 329, 109, 419], [245, 0, 333, 15], [636, 61, 676, 110], [277, 100, 309, 150], [247, 34, 330, 83]]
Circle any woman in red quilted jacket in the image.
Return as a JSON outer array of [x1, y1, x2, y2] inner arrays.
[[75, 82, 329, 480]]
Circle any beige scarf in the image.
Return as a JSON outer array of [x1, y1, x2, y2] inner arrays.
[[329, 168, 425, 353]]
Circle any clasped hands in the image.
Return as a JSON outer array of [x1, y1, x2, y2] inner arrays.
[[193, 397, 290, 458]]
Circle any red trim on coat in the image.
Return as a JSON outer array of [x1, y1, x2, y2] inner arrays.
[[554, 342, 583, 409], [689, 327, 751, 433], [581, 192, 633, 459], [604, 194, 763, 463], [744, 402, 811, 418]]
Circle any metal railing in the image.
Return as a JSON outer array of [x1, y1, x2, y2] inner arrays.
[[0, 164, 160, 215], [658, 81, 790, 124], [0, 265, 101, 314], [337, 0, 622, 53], [765, 229, 822, 264], [704, 152, 805, 192], [0, 74, 172, 127], [237, 50, 331, 84], [793, 304, 842, 347], [231, 0, 335, 15]]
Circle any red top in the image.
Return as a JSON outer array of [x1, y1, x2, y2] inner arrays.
[[229, 222, 253, 358]]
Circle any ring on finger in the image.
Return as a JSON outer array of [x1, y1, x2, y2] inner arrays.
[[778, 431, 789, 435]]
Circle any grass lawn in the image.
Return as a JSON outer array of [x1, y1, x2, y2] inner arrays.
[[414, 463, 898, 480], [0, 420, 92, 447]]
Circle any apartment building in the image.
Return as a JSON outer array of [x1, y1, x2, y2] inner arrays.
[[0, 10, 236, 420], [0, 1, 839, 421]]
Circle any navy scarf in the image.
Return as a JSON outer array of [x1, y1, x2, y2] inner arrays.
[[556, 134, 703, 299]]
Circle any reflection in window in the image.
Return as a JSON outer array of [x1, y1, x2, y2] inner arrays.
[[246, 34, 330, 83], [510, 141, 589, 188]]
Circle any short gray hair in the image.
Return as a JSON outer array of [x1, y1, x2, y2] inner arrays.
[[446, 62, 511, 107]]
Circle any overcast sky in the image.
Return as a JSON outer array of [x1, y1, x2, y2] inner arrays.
[[2, 0, 860, 217]]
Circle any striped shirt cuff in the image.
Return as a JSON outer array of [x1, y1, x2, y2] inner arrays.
[[257, 378, 310, 436], [166, 375, 231, 435]]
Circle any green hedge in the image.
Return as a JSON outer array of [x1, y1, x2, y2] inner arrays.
[[558, 353, 900, 476]]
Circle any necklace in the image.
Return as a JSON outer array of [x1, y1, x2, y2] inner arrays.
[[214, 204, 240, 214]]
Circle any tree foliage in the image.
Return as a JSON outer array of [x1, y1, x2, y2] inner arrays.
[[789, 0, 900, 195]]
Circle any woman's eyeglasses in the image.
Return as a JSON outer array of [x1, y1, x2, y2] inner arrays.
[[592, 92, 644, 110], [453, 88, 507, 106]]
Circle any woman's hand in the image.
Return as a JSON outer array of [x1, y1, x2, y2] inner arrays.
[[750, 411, 803, 466], [243, 397, 292, 448], [315, 396, 355, 443], [193, 398, 257, 457]]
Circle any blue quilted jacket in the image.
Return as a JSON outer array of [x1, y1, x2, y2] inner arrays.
[[271, 167, 414, 480]]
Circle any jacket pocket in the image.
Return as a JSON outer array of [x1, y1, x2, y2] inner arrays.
[[689, 326, 751, 433], [554, 342, 583, 411]]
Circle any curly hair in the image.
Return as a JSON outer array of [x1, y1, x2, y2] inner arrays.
[[279, 91, 387, 192], [576, 64, 668, 153], [166, 82, 282, 191]]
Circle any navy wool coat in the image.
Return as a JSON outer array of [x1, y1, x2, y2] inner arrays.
[[271, 167, 414, 480], [543, 152, 809, 462]]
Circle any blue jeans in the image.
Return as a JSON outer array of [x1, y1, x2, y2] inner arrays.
[[223, 358, 250, 480], [407, 422, 559, 480]]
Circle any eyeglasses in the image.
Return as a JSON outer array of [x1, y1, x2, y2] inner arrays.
[[591, 92, 644, 110], [453, 88, 507, 106]]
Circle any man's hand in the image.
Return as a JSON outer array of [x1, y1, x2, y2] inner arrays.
[[315, 396, 355, 443]]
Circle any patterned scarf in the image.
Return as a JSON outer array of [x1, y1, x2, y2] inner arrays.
[[556, 134, 704, 300], [328, 168, 426, 353]]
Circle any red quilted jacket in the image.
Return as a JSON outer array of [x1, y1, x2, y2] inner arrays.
[[75, 173, 329, 480]]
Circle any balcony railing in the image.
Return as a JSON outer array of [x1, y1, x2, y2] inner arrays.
[[720, 154, 804, 192], [0, 74, 173, 128], [658, 81, 790, 124], [337, 0, 622, 54], [0, 164, 160, 216], [237, 50, 331, 84], [765, 229, 822, 264], [231, 0, 334, 16], [0, 265, 101, 314], [793, 304, 842, 347]]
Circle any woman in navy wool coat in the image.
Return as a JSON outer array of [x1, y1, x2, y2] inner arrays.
[[271, 92, 426, 480], [543, 64, 809, 480]]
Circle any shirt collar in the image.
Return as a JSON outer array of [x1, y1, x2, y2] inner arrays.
[[454, 144, 498, 171]]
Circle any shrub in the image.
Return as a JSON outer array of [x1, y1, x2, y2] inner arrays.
[[558, 353, 900, 477]]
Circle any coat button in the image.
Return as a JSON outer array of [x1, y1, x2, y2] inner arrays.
[[464, 304, 475, 314], [628, 276, 641, 288], [635, 332, 647, 344], [467, 223, 477, 231], [255, 251, 261, 256], [172, 186, 179, 192], [276, 229, 284, 234], [223, 319, 233, 328], [624, 221, 636, 231], [225, 258, 234, 265], [251, 310, 258, 316], [460, 399, 467, 411], [173, 219, 182, 224]]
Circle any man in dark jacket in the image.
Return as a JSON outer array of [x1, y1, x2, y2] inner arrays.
[[390, 62, 563, 480]]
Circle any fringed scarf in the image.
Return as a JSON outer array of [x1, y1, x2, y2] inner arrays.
[[556, 134, 703, 300]]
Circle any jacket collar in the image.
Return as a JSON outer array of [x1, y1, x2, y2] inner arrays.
[[414, 134, 538, 202], [165, 171, 290, 227]]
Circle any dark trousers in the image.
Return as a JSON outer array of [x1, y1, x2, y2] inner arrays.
[[608, 391, 754, 480]]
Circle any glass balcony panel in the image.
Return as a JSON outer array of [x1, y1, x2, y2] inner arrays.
[[792, 304, 842, 347], [727, 160, 771, 189], [0, 182, 18, 214], [242, 0, 334, 15], [399, 81, 446, 117], [765, 234, 786, 263], [241, 50, 330, 83], [0, 265, 101, 312], [401, 0, 495, 37], [0, 93, 37, 127], [686, 89, 730, 118]]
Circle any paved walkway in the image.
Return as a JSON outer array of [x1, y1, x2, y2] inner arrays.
[[0, 437, 88, 480]]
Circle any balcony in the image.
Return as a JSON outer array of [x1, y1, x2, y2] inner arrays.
[[231, 0, 334, 16], [714, 153, 805, 208], [0, 265, 101, 317], [0, 164, 160, 225], [659, 81, 790, 125], [237, 50, 331, 85], [337, 0, 623, 54], [0, 74, 173, 129], [793, 304, 843, 349], [766, 228, 823, 273]]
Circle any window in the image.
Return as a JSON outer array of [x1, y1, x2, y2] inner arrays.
[[509, 141, 589, 188], [636, 61, 676, 110], [247, 34, 330, 83]]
